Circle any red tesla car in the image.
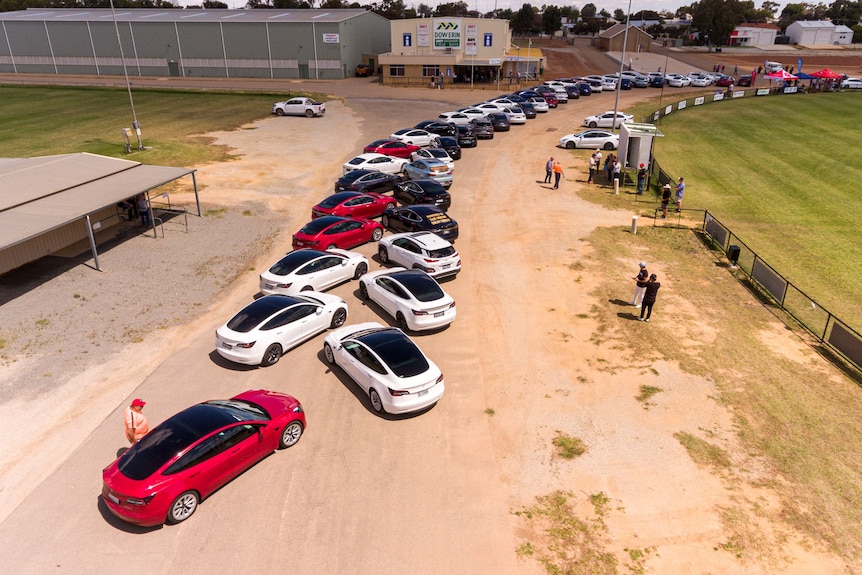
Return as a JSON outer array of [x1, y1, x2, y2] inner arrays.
[[292, 215, 384, 250], [363, 139, 421, 159], [102, 389, 306, 527], [311, 191, 396, 220]]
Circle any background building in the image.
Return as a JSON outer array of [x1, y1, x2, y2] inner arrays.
[[786, 20, 853, 46], [0, 8, 389, 79], [729, 23, 780, 47], [595, 24, 653, 54]]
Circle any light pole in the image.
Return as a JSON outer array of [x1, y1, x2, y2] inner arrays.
[[611, 0, 633, 135], [110, 0, 142, 151]]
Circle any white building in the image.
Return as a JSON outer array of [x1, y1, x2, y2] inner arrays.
[[786, 20, 853, 46], [729, 23, 779, 47]]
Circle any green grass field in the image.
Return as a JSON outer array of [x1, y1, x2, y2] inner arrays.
[[649, 93, 862, 331]]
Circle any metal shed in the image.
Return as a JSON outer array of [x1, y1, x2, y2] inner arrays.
[[0, 8, 390, 79]]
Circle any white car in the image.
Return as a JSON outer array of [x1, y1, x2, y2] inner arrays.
[[543, 80, 566, 90], [841, 77, 862, 89], [259, 248, 368, 296], [666, 73, 692, 87], [583, 111, 634, 129], [525, 96, 549, 112], [216, 292, 348, 367], [411, 148, 455, 171], [471, 102, 502, 114], [689, 73, 711, 87], [583, 77, 603, 92], [487, 98, 518, 109], [458, 107, 489, 118], [438, 111, 473, 125], [377, 231, 460, 279], [272, 97, 325, 118], [359, 268, 456, 332], [389, 128, 440, 147], [500, 106, 527, 124], [559, 129, 619, 150], [343, 153, 408, 175], [323, 322, 445, 414]]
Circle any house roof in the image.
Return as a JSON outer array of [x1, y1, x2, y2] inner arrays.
[[789, 20, 837, 29], [0, 153, 194, 252], [735, 22, 780, 30], [0, 8, 374, 24], [598, 23, 654, 40]]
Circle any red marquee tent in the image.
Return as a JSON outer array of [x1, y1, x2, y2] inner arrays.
[[811, 68, 843, 79], [766, 69, 798, 80]]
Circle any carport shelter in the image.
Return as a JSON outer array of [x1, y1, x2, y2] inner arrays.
[[0, 153, 198, 275]]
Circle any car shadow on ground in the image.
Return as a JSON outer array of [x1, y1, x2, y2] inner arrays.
[[96, 496, 163, 533], [208, 350, 260, 371], [315, 347, 437, 420]]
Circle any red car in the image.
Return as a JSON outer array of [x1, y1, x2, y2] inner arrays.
[[716, 75, 735, 87], [293, 215, 384, 250], [363, 139, 421, 159], [542, 92, 559, 107], [102, 389, 306, 527], [311, 191, 396, 219]]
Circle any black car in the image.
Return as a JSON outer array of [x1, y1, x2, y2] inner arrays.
[[564, 85, 581, 99], [650, 75, 665, 88], [619, 78, 632, 90], [414, 120, 457, 137], [488, 113, 510, 132], [392, 180, 452, 211], [334, 169, 402, 193], [577, 82, 592, 96], [518, 101, 537, 119], [381, 204, 459, 241], [455, 125, 477, 147], [438, 136, 462, 160], [470, 117, 494, 139]]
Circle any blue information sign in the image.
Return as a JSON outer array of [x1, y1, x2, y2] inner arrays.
[[484, 33, 493, 47], [403, 33, 412, 47]]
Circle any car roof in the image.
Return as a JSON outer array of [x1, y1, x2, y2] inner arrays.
[[410, 204, 446, 215], [227, 294, 305, 332], [406, 231, 452, 247], [352, 328, 429, 377]]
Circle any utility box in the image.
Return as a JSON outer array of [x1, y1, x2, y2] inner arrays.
[[727, 244, 741, 266], [619, 123, 663, 172]]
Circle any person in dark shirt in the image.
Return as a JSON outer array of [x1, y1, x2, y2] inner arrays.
[[639, 274, 661, 322]]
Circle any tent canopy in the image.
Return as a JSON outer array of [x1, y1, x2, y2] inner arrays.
[[811, 68, 843, 79], [766, 69, 798, 80]]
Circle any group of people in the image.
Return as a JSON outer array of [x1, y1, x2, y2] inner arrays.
[[585, 151, 624, 185], [660, 177, 685, 218], [544, 156, 565, 189], [631, 261, 661, 322]]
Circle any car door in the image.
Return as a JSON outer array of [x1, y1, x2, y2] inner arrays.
[[334, 219, 367, 248], [313, 255, 350, 290], [284, 99, 303, 115], [163, 435, 236, 500], [390, 237, 422, 267], [260, 304, 319, 351], [339, 341, 387, 394], [371, 276, 409, 318], [342, 195, 375, 219], [296, 255, 342, 290], [363, 172, 389, 194], [217, 423, 268, 475]]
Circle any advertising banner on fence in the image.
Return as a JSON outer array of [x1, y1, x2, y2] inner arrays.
[[433, 18, 462, 50]]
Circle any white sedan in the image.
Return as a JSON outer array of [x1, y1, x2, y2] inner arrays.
[[689, 74, 712, 87], [583, 111, 634, 129], [438, 111, 473, 125], [525, 96, 549, 112], [559, 129, 619, 150], [458, 107, 489, 118], [500, 106, 527, 124], [216, 292, 348, 367], [271, 97, 325, 117], [841, 77, 862, 89], [323, 322, 445, 414], [411, 148, 455, 171], [389, 128, 440, 147], [359, 268, 456, 332], [666, 73, 692, 87], [377, 231, 461, 279], [259, 248, 368, 296], [343, 153, 408, 175]]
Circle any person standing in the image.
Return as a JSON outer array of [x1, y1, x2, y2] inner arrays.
[[661, 183, 672, 218], [612, 157, 622, 184], [604, 153, 613, 182], [124, 398, 150, 444], [544, 157, 554, 183], [136, 194, 150, 227], [636, 163, 647, 195], [552, 160, 564, 189], [594, 150, 602, 180], [587, 152, 597, 184], [675, 177, 685, 212], [631, 261, 649, 307], [639, 274, 661, 322]]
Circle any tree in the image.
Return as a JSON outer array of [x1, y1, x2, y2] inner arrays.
[[613, 8, 627, 21], [512, 3, 535, 34], [542, 5, 562, 35], [675, 5, 693, 17], [581, 3, 596, 18], [416, 2, 433, 17], [319, 0, 347, 6], [828, 0, 862, 25], [202, 0, 229, 6], [434, 1, 469, 16], [691, 0, 745, 47], [560, 5, 579, 19]]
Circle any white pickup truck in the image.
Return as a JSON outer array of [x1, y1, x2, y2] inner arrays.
[[272, 97, 325, 118]]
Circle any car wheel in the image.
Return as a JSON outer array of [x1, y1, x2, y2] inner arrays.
[[330, 308, 347, 329], [275, 109, 285, 116], [433, 138, 441, 147], [588, 121, 598, 128], [385, 202, 395, 210], [369, 388, 385, 413], [359, 282, 369, 300], [604, 142, 615, 150], [261, 343, 283, 367], [378, 246, 389, 263], [381, 215, 390, 228], [565, 141, 575, 149], [353, 262, 368, 279], [371, 228, 383, 242], [167, 491, 199, 524], [300, 285, 313, 292], [326, 243, 337, 250], [305, 109, 314, 118], [323, 342, 336, 365], [395, 312, 409, 332], [279, 421, 304, 449]]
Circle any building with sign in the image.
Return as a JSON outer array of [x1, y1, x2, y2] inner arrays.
[[380, 17, 541, 87], [0, 8, 390, 80]]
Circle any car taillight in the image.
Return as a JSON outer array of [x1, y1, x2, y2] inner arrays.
[[436, 374, 444, 384], [126, 494, 155, 506], [448, 302, 456, 309], [236, 341, 256, 349], [388, 387, 409, 396], [275, 282, 292, 289], [412, 309, 428, 316]]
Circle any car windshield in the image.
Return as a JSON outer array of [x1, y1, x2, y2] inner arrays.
[[226, 295, 301, 332], [393, 271, 444, 302], [118, 401, 266, 480], [358, 329, 430, 378], [269, 250, 326, 275], [299, 217, 341, 235], [319, 192, 356, 208], [340, 170, 369, 183], [428, 246, 456, 258], [348, 157, 366, 165]]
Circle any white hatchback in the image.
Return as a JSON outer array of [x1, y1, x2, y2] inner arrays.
[[259, 248, 368, 296], [377, 231, 460, 279], [359, 268, 456, 332]]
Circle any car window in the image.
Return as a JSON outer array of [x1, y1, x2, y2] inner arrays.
[[164, 435, 223, 475], [395, 238, 421, 253], [404, 210, 421, 222], [318, 256, 343, 270], [343, 220, 363, 231], [343, 341, 387, 374], [215, 424, 259, 451], [428, 246, 455, 258], [377, 277, 409, 299], [261, 307, 302, 330]]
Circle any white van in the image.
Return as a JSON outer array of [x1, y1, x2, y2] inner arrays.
[[764, 61, 784, 73]]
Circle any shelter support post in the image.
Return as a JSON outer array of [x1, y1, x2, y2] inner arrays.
[[85, 214, 102, 272], [192, 172, 201, 216]]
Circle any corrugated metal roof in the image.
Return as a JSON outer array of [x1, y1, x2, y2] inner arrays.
[[0, 153, 194, 251], [0, 7, 371, 24]]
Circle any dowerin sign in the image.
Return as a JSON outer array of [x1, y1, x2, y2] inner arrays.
[[434, 18, 461, 49]]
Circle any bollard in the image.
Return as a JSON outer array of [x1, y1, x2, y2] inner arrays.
[[614, 178, 619, 195], [631, 215, 638, 234]]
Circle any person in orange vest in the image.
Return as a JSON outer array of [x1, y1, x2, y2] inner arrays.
[[552, 160, 564, 189], [124, 398, 150, 444]]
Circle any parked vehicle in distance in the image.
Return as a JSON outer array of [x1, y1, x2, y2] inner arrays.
[[666, 73, 692, 87], [455, 125, 478, 147], [437, 136, 462, 160], [438, 111, 473, 126], [292, 216, 384, 250], [272, 97, 325, 118], [323, 322, 445, 414], [519, 101, 538, 118], [343, 153, 408, 175], [334, 169, 402, 194], [715, 75, 735, 87], [354, 64, 373, 77], [311, 191, 395, 220], [488, 112, 511, 131], [363, 139, 421, 159], [525, 96, 550, 112], [633, 76, 650, 88], [359, 268, 456, 332], [377, 231, 460, 279], [402, 158, 453, 188], [392, 180, 451, 211], [583, 111, 634, 129], [382, 204, 458, 241], [102, 389, 306, 526], [737, 74, 753, 87], [215, 292, 348, 366], [500, 106, 527, 124], [414, 120, 458, 137], [259, 248, 368, 296], [412, 148, 455, 171], [471, 117, 495, 138], [558, 129, 619, 150], [390, 128, 440, 147], [841, 77, 862, 89]]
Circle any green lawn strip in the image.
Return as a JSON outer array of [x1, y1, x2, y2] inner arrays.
[[582, 224, 862, 563], [0, 85, 328, 166]]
